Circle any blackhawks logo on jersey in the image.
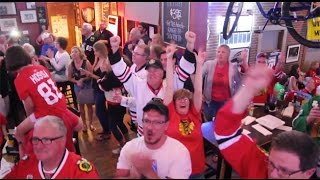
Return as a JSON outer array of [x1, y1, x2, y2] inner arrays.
[[77, 158, 93, 172], [90, 36, 95, 42], [178, 119, 195, 136]]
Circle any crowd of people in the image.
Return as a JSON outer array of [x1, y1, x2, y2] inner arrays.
[[0, 19, 319, 179]]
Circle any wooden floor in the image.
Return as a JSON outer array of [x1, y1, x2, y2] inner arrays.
[[78, 113, 136, 178]]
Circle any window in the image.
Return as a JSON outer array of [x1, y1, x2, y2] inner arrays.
[[217, 15, 253, 48]]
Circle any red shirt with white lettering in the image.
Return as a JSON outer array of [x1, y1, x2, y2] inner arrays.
[[15, 65, 67, 118], [14, 65, 72, 154]]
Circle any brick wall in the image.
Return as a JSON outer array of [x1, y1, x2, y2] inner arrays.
[[206, 2, 307, 73]]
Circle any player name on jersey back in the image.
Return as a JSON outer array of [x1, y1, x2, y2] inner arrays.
[[29, 70, 50, 84]]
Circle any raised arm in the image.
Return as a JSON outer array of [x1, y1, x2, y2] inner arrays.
[[163, 44, 177, 106], [214, 64, 273, 178], [109, 36, 138, 97], [193, 50, 206, 112], [174, 31, 197, 90]]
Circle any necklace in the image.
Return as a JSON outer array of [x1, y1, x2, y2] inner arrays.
[[41, 150, 66, 179]]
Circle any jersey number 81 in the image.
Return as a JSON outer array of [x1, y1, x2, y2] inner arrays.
[[37, 79, 63, 105]]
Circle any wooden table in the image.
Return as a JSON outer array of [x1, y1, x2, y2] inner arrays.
[[244, 106, 294, 150], [201, 106, 295, 178]]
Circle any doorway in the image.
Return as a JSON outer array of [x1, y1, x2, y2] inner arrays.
[[46, 2, 77, 53]]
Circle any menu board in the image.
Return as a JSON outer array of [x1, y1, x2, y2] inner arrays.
[[162, 2, 189, 48], [51, 15, 69, 38]]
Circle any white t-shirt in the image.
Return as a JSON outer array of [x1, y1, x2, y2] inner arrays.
[[117, 136, 192, 179], [50, 51, 71, 73]]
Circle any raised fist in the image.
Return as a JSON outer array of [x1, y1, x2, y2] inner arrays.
[[185, 31, 196, 44], [110, 36, 121, 48]]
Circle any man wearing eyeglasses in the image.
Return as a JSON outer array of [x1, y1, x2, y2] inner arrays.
[[5, 46, 83, 159], [5, 116, 99, 179], [115, 100, 191, 179], [214, 64, 319, 178]]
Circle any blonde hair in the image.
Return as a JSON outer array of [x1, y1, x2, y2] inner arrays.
[[71, 46, 87, 61], [92, 41, 112, 72], [151, 34, 164, 46], [218, 44, 231, 55], [93, 41, 108, 58]]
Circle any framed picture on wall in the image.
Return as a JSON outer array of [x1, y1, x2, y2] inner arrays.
[[230, 47, 249, 64], [286, 44, 301, 63], [0, 2, 16, 15], [0, 18, 18, 31], [20, 10, 37, 23], [26, 2, 36, 10]]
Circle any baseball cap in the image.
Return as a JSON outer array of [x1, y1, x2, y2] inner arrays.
[[143, 99, 168, 119], [146, 59, 164, 70]]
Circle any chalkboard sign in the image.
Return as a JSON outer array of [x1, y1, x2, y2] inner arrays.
[[162, 2, 189, 48]]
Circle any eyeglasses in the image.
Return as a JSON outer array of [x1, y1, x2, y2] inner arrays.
[[267, 158, 304, 177], [176, 97, 190, 101], [142, 119, 166, 128], [31, 135, 64, 145], [133, 51, 146, 57]]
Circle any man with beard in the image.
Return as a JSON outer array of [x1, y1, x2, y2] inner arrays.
[[114, 100, 191, 179]]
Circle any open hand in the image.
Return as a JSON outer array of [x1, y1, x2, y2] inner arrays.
[[243, 64, 273, 96], [240, 48, 248, 63], [307, 106, 320, 124], [195, 49, 206, 65]]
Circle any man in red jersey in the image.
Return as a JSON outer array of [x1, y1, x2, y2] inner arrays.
[[5, 116, 99, 179], [5, 46, 83, 159], [214, 64, 319, 179]]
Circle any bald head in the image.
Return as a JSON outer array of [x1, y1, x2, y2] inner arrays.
[[129, 27, 142, 42]]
